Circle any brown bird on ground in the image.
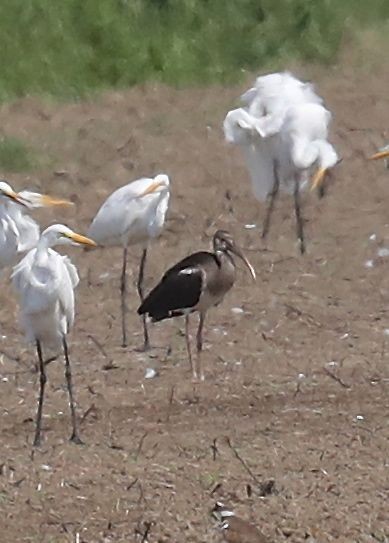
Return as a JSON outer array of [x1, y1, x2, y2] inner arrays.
[[211, 502, 271, 543], [137, 230, 256, 381]]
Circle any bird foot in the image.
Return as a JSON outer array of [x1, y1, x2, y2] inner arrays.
[[135, 341, 151, 353], [191, 372, 199, 383], [32, 436, 42, 448], [191, 372, 205, 383], [69, 433, 84, 445]]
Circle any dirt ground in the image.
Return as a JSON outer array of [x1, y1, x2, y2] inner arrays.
[[0, 61, 389, 543]]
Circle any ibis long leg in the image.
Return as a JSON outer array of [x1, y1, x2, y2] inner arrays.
[[262, 160, 280, 240], [196, 312, 206, 381], [62, 338, 83, 444], [137, 247, 150, 351], [120, 247, 128, 347], [184, 314, 195, 379], [293, 178, 305, 254], [33, 340, 46, 447]]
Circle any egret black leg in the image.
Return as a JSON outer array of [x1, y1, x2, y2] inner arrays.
[[293, 178, 305, 254], [262, 160, 280, 240], [62, 338, 83, 444], [184, 314, 195, 379], [120, 247, 128, 347], [137, 247, 150, 351], [196, 312, 206, 381], [33, 340, 46, 447]]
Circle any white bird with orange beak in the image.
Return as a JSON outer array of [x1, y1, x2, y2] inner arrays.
[[224, 72, 338, 254], [12, 224, 97, 446], [0, 180, 73, 270], [88, 174, 170, 349]]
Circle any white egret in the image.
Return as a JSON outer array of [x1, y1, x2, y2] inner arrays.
[[240, 71, 322, 136], [224, 74, 338, 253], [0, 181, 73, 270], [0, 181, 30, 270], [88, 174, 170, 349], [12, 224, 97, 446]]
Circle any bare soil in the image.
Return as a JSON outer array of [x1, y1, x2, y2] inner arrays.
[[0, 62, 388, 543]]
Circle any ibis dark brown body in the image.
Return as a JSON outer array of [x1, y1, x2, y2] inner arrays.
[[138, 230, 255, 380], [212, 502, 270, 543]]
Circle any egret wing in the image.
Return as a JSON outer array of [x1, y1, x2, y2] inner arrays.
[[224, 108, 262, 144], [7, 204, 40, 252], [243, 140, 279, 201], [0, 215, 19, 268], [88, 178, 156, 245], [12, 250, 60, 314], [57, 255, 78, 330], [61, 255, 79, 289]]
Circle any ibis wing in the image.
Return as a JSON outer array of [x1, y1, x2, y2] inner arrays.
[[138, 251, 215, 321]]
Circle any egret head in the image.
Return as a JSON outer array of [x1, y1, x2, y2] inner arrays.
[[40, 224, 97, 248], [213, 230, 256, 280], [310, 143, 339, 192], [17, 190, 74, 209], [139, 174, 170, 198], [0, 180, 28, 206]]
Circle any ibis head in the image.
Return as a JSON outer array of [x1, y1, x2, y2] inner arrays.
[[213, 230, 256, 281]]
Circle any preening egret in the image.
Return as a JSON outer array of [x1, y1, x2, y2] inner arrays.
[[240, 71, 322, 136], [138, 231, 255, 381], [88, 174, 170, 349], [12, 224, 97, 446], [0, 181, 73, 270], [224, 72, 338, 253]]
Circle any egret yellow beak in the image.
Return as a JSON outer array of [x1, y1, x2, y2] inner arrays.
[[368, 150, 389, 161], [4, 190, 28, 207], [310, 167, 327, 191], [66, 232, 97, 247], [139, 180, 165, 197], [36, 194, 74, 207]]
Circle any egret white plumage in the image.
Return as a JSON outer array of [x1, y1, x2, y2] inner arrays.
[[12, 224, 97, 446], [88, 174, 170, 349], [240, 71, 322, 136], [0, 181, 30, 270], [224, 72, 338, 253], [0, 181, 73, 270]]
